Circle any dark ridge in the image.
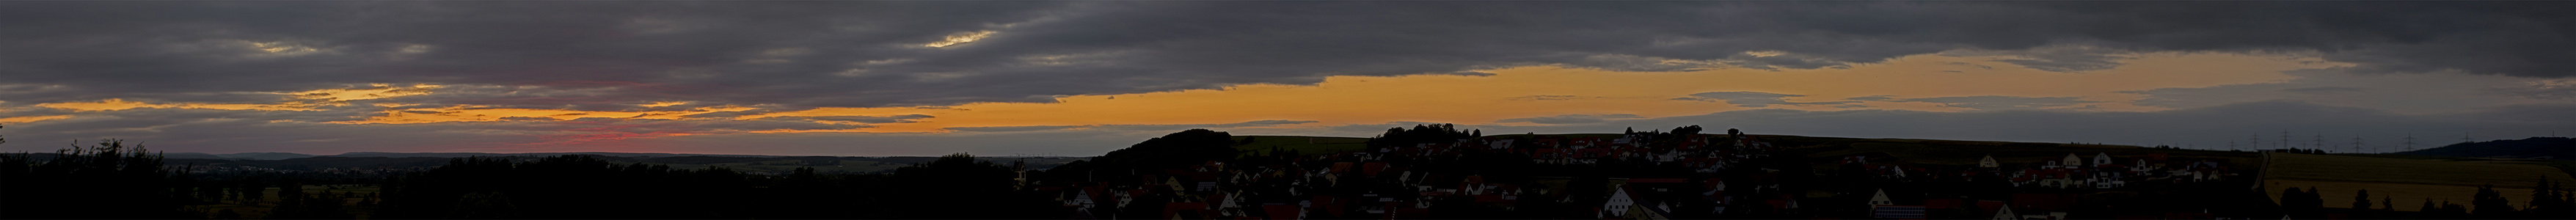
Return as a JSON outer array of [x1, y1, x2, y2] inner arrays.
[[2394, 136, 2575, 160]]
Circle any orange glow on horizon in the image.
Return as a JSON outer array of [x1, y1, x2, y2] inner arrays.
[[0, 115, 75, 124], [740, 52, 2335, 133], [20, 52, 2342, 139]]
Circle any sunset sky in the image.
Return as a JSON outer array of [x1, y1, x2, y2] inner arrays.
[[1, 1, 2570, 155]]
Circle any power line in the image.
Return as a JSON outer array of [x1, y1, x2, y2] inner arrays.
[[2313, 134, 2324, 151], [2280, 131, 2291, 150], [2401, 133, 2417, 152], [2250, 133, 2262, 151]]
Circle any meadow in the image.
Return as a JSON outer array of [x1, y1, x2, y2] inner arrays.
[[2261, 153, 2576, 211], [1779, 135, 2265, 166], [188, 185, 383, 219]]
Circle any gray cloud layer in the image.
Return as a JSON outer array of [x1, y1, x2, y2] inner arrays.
[[4, 1, 2570, 110], [4, 1, 2572, 155]]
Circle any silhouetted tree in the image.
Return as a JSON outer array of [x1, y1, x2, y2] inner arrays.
[[211, 209, 241, 219], [2422, 199, 2442, 216], [2280, 187, 2324, 216], [0, 138, 202, 219], [2382, 196, 2393, 212], [2473, 184, 2518, 218], [197, 183, 227, 203], [1367, 124, 1474, 148], [238, 177, 266, 204], [1673, 125, 1703, 137], [2355, 189, 2374, 211], [2531, 177, 2575, 219]]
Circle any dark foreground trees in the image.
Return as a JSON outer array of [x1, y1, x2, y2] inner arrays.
[[374, 153, 1057, 219], [0, 138, 204, 219]]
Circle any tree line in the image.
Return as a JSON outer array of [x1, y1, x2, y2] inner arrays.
[[2, 125, 1066, 219], [2276, 180, 2574, 219]]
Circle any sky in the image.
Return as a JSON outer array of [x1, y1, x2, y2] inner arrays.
[[1, 1, 2572, 156]]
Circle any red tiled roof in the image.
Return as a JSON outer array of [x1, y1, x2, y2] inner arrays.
[[1627, 178, 1687, 183]]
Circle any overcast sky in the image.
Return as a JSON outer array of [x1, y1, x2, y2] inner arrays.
[[2, 1, 2570, 155]]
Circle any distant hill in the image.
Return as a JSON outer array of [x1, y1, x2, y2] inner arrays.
[[2395, 136, 2575, 160], [329, 152, 793, 158], [218, 152, 317, 160], [161, 153, 229, 159], [119, 151, 1092, 174]]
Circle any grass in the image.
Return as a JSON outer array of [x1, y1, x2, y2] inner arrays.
[[1788, 136, 2264, 166], [675, 160, 913, 174], [188, 184, 384, 219], [646, 157, 1088, 174], [2259, 153, 2576, 211]]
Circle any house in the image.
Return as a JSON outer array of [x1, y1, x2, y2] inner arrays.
[[1873, 205, 1927, 219], [1120, 189, 1147, 208], [1164, 202, 1211, 219], [2059, 154, 2082, 169], [1991, 205, 2017, 220], [2092, 153, 2113, 166], [1309, 196, 1343, 218], [1215, 191, 1246, 217], [1867, 188, 1894, 205], [1602, 185, 1637, 219], [1980, 155, 2001, 168], [1701, 180, 1727, 202], [1626, 197, 1677, 220]]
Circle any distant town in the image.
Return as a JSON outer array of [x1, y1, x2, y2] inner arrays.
[[4, 125, 2571, 219]]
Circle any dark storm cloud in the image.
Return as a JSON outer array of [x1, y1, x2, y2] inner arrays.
[[1676, 92, 1856, 107], [1938, 46, 2132, 73], [2489, 81, 2576, 100], [4, 1, 2570, 111], [1495, 114, 1645, 125]]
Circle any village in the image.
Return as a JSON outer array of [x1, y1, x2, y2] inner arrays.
[[1021, 125, 2253, 219]]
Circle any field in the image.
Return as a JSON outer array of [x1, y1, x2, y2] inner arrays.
[[2260, 153, 2576, 211], [627, 156, 1088, 174], [655, 159, 917, 174], [1781, 135, 2264, 166], [1225, 133, 2272, 166], [188, 184, 383, 219]]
